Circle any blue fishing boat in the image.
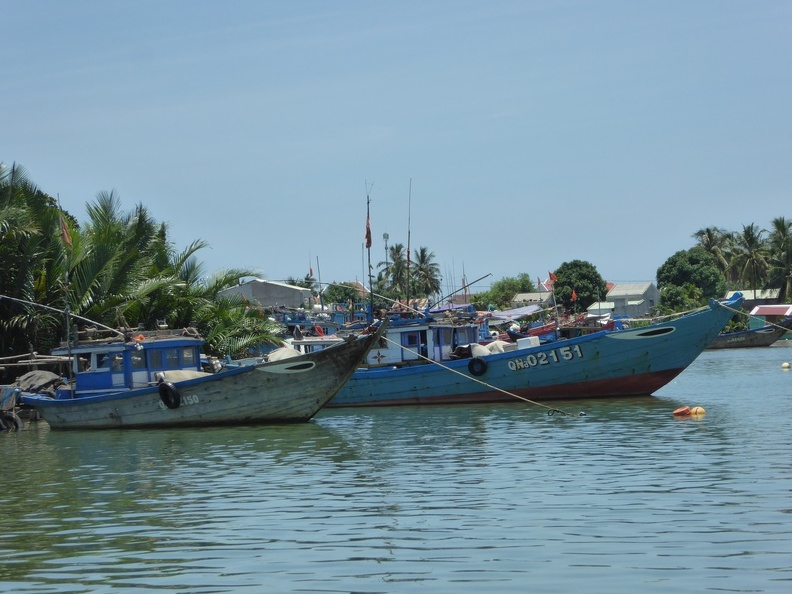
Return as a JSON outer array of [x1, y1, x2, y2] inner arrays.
[[6, 321, 385, 430], [312, 293, 743, 407], [705, 316, 792, 349]]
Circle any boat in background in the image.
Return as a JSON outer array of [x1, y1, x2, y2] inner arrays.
[[705, 317, 792, 349], [317, 293, 743, 407], [8, 321, 385, 430]]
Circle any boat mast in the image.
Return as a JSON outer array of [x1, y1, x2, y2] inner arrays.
[[316, 256, 324, 312], [406, 178, 412, 310], [58, 197, 75, 380]]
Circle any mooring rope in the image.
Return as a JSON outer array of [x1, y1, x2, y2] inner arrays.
[[380, 335, 585, 417]]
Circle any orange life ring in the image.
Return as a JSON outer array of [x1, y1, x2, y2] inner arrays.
[[134, 334, 145, 342]]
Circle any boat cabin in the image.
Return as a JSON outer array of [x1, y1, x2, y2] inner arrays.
[[292, 320, 481, 368], [51, 333, 204, 397]]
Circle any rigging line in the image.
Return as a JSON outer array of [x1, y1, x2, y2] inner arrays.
[[0, 294, 124, 337], [379, 335, 584, 417]]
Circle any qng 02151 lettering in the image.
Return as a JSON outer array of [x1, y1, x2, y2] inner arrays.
[[508, 344, 584, 371]]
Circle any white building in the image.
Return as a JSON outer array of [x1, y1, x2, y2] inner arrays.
[[219, 279, 311, 309], [587, 282, 659, 318]]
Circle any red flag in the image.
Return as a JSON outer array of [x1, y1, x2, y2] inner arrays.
[[365, 214, 372, 248], [60, 213, 72, 250], [549, 271, 557, 282], [571, 289, 578, 301]]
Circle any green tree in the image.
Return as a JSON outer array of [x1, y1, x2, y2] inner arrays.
[[472, 273, 536, 310], [692, 226, 732, 280], [729, 223, 769, 298], [0, 162, 67, 357], [378, 243, 408, 298], [553, 260, 607, 310], [656, 247, 726, 310], [323, 282, 363, 306], [286, 274, 319, 300], [410, 246, 442, 300], [657, 283, 704, 314], [0, 164, 278, 363], [767, 216, 792, 302]]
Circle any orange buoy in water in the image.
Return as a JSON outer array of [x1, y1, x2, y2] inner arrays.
[[690, 406, 706, 415], [673, 406, 691, 416]]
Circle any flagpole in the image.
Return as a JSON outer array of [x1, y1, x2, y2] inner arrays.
[[365, 182, 374, 322]]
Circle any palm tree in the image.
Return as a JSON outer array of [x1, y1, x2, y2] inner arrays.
[[730, 223, 769, 298], [411, 246, 442, 300], [767, 216, 792, 302], [0, 163, 66, 356], [67, 190, 165, 327], [0, 165, 284, 364], [378, 243, 409, 297], [692, 226, 733, 280]]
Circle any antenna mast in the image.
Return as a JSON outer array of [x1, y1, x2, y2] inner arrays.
[[406, 179, 412, 308]]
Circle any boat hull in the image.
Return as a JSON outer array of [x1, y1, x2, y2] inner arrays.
[[22, 330, 381, 429], [328, 296, 738, 407], [705, 318, 792, 349]]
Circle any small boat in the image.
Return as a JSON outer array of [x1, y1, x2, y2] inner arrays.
[[505, 321, 559, 343], [311, 292, 743, 407], [705, 317, 792, 349], [8, 321, 385, 430]]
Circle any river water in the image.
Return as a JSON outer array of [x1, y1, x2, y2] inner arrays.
[[2, 343, 791, 593]]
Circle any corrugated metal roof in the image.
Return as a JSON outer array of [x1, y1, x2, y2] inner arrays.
[[749, 304, 792, 317], [587, 301, 614, 311], [727, 289, 779, 300], [512, 292, 548, 302], [607, 282, 654, 297]]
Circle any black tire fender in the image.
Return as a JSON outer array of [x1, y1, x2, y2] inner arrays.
[[158, 381, 181, 409], [468, 357, 488, 377], [0, 411, 22, 431]]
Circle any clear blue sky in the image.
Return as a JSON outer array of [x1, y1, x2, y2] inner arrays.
[[3, 1, 790, 295]]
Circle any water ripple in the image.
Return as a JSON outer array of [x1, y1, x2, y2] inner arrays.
[[2, 348, 791, 592]]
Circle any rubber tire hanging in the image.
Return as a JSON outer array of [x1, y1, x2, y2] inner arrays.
[[468, 357, 488, 376], [158, 382, 181, 409]]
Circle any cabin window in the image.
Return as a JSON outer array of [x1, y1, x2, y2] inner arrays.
[[402, 331, 420, 349], [401, 330, 427, 359], [182, 348, 196, 367], [95, 353, 112, 371], [111, 354, 123, 372], [130, 351, 145, 370], [455, 327, 477, 346], [434, 327, 454, 361], [148, 350, 164, 369], [165, 348, 180, 369]]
